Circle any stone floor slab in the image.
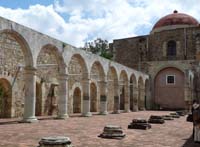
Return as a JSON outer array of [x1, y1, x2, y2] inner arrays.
[[0, 111, 199, 147]]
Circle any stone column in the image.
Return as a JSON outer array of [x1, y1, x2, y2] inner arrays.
[[82, 79, 92, 117], [139, 87, 145, 110], [22, 67, 38, 123], [99, 81, 108, 115], [184, 70, 192, 111], [113, 82, 120, 114], [133, 87, 139, 112], [57, 74, 69, 119], [124, 84, 130, 112]]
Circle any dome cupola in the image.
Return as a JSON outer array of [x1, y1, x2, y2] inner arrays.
[[151, 10, 199, 33]]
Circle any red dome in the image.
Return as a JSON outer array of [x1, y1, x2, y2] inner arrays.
[[152, 10, 199, 30]]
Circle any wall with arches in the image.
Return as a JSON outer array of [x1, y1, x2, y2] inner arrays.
[[0, 16, 148, 119]]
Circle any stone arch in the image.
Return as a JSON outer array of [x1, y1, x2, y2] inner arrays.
[[119, 70, 129, 111], [154, 67, 185, 110], [68, 54, 89, 115], [0, 30, 32, 118], [36, 44, 65, 116], [90, 61, 105, 113], [68, 53, 88, 81], [107, 66, 118, 111], [138, 76, 145, 110], [37, 44, 66, 73], [90, 61, 105, 81], [152, 64, 185, 80], [70, 82, 82, 114], [130, 74, 137, 111], [73, 87, 82, 113], [0, 29, 33, 67], [90, 82, 98, 112], [68, 54, 89, 80], [0, 78, 12, 118]]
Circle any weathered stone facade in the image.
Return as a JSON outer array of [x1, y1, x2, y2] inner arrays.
[[110, 11, 200, 110], [0, 16, 148, 121], [0, 33, 25, 117]]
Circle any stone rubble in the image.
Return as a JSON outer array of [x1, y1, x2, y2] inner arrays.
[[128, 118, 151, 130], [99, 125, 126, 139], [38, 136, 73, 147], [148, 115, 165, 124]]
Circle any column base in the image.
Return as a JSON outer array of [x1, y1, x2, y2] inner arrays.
[[112, 110, 120, 114], [139, 107, 146, 111], [124, 109, 131, 113], [20, 116, 38, 123], [99, 111, 109, 115], [56, 114, 69, 120], [82, 112, 92, 117], [133, 105, 139, 112], [132, 109, 138, 112]]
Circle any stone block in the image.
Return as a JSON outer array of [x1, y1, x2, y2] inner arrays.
[[162, 115, 174, 120], [38, 136, 72, 147], [128, 118, 151, 130], [148, 115, 165, 124], [170, 113, 180, 118], [99, 125, 126, 139]]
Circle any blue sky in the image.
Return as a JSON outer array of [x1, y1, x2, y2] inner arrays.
[[0, 0, 199, 47], [0, 0, 54, 8]]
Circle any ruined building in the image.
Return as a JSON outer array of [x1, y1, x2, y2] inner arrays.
[[110, 10, 200, 110], [0, 16, 148, 122]]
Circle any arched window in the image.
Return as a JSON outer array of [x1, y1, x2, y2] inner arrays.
[[167, 40, 176, 57]]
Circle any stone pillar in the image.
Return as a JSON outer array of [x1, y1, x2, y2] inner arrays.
[[99, 81, 108, 115], [133, 87, 139, 112], [184, 70, 192, 111], [196, 35, 200, 60], [82, 79, 92, 117], [113, 82, 120, 114], [124, 84, 130, 112], [22, 67, 38, 123], [139, 87, 145, 110], [57, 74, 69, 119]]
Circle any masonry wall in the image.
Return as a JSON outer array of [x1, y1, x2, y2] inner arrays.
[[112, 27, 200, 70], [113, 35, 148, 70], [111, 26, 200, 109], [0, 33, 61, 117], [0, 33, 25, 117]]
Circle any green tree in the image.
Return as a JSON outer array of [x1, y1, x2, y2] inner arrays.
[[82, 38, 113, 60]]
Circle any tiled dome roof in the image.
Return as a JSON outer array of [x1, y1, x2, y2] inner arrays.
[[152, 10, 199, 30]]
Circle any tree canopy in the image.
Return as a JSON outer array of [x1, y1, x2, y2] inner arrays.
[[82, 38, 113, 60]]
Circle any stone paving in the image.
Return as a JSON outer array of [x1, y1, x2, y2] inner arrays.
[[0, 111, 199, 147]]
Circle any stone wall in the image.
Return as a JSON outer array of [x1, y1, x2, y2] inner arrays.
[[36, 48, 59, 116], [112, 26, 200, 70], [111, 26, 200, 109], [0, 33, 25, 117], [0, 16, 148, 118], [0, 33, 61, 117], [68, 56, 84, 114], [112, 35, 148, 70]]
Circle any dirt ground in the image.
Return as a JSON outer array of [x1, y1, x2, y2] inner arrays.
[[0, 111, 199, 147]]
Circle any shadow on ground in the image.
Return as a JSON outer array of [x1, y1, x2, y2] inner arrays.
[[0, 120, 19, 125], [182, 135, 200, 147]]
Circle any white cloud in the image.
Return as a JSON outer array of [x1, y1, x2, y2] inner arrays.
[[0, 0, 200, 47]]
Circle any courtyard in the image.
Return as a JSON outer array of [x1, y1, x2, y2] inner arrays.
[[0, 111, 198, 147]]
